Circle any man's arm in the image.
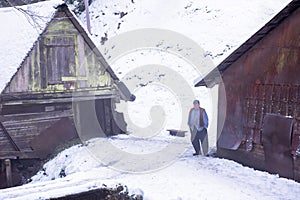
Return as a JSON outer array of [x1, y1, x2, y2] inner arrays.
[[187, 108, 192, 127], [203, 109, 209, 129]]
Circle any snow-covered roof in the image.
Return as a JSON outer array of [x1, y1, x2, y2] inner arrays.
[[0, 0, 64, 92]]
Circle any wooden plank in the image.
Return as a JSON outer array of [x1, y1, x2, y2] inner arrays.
[[1, 102, 72, 116], [0, 87, 114, 103], [44, 36, 75, 46], [0, 122, 56, 151], [0, 139, 15, 152], [104, 99, 112, 134], [56, 47, 62, 79], [39, 40, 47, 89], [0, 151, 38, 159], [61, 46, 67, 78], [4, 159, 12, 187], [46, 46, 54, 83], [2, 94, 115, 106], [30, 117, 78, 159], [0, 111, 73, 151], [67, 46, 76, 77], [0, 109, 72, 123], [77, 35, 86, 77], [61, 77, 88, 81], [95, 99, 106, 134], [0, 122, 20, 151], [33, 42, 41, 91]]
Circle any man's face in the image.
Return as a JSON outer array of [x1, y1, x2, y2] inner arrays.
[[193, 103, 200, 109]]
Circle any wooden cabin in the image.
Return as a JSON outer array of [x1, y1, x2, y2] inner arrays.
[[0, 2, 134, 188], [195, 0, 300, 181]]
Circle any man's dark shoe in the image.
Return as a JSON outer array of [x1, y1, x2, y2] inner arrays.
[[193, 153, 200, 156]]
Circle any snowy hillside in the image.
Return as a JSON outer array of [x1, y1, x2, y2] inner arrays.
[[81, 0, 291, 64]]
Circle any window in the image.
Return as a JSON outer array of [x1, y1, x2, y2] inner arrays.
[[44, 36, 76, 84]]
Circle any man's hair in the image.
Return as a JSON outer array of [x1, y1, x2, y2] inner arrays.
[[193, 100, 200, 105]]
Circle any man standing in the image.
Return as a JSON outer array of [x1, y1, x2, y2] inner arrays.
[[188, 100, 209, 156]]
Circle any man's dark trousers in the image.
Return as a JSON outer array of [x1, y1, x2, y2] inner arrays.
[[191, 128, 208, 155]]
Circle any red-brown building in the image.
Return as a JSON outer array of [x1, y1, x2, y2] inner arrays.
[[195, 0, 300, 181]]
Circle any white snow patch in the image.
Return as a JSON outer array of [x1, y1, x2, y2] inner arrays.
[[0, 136, 300, 199]]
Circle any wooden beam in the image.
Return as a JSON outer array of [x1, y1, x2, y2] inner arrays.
[[84, 0, 91, 34], [0, 151, 38, 159], [0, 121, 20, 151], [1, 92, 117, 106], [0, 109, 72, 123], [61, 77, 88, 81], [4, 159, 13, 187], [104, 99, 112, 134], [0, 87, 118, 105]]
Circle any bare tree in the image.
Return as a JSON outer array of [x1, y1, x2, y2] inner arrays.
[[4, 0, 50, 32], [2, 0, 94, 32], [1, 0, 47, 7]]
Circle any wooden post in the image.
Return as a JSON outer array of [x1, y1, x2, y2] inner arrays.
[[84, 0, 91, 34], [104, 99, 112, 135], [4, 159, 13, 187]]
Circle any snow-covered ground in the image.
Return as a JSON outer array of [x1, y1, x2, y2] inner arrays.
[[1, 0, 300, 199], [1, 135, 300, 200]]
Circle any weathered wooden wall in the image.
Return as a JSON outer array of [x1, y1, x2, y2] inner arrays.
[[217, 6, 300, 180], [3, 7, 112, 94], [0, 5, 126, 156]]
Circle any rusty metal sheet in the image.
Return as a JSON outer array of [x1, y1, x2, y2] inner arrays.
[[30, 117, 78, 159], [217, 128, 242, 150], [262, 113, 294, 179], [292, 118, 300, 156]]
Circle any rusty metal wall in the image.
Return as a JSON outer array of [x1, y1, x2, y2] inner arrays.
[[218, 7, 300, 149], [217, 6, 300, 180]]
